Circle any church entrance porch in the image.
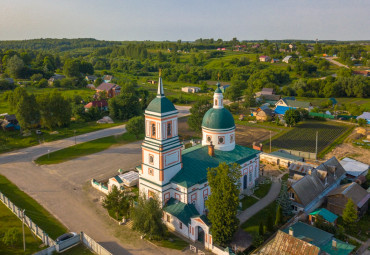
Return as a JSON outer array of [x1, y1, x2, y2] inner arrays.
[[197, 226, 205, 243]]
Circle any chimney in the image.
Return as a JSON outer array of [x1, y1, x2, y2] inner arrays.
[[208, 141, 215, 157], [289, 227, 294, 236], [332, 239, 337, 249]]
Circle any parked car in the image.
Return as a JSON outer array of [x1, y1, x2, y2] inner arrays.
[[56, 232, 77, 243]]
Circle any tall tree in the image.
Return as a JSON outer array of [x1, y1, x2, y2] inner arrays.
[[187, 98, 212, 132], [275, 204, 283, 226], [131, 194, 166, 240], [108, 85, 141, 120], [206, 162, 241, 247], [103, 186, 132, 220], [126, 116, 145, 138], [16, 94, 40, 130], [284, 108, 301, 127], [276, 182, 293, 216], [63, 59, 81, 78], [37, 91, 72, 129], [6, 55, 25, 78], [342, 199, 358, 231]]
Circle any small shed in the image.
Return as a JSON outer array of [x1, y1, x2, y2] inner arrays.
[[340, 157, 369, 180], [309, 208, 338, 226], [108, 171, 139, 191]]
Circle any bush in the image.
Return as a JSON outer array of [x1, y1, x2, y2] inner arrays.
[[2, 228, 21, 247], [126, 116, 145, 138]]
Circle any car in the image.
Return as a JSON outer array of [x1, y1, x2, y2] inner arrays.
[[56, 232, 77, 243], [36, 130, 42, 135]]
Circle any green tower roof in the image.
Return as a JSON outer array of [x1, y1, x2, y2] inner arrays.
[[146, 97, 176, 113], [202, 107, 235, 130], [215, 82, 222, 93]]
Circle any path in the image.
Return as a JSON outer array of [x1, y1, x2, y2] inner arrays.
[[324, 57, 349, 68], [237, 174, 285, 224], [358, 238, 370, 255]]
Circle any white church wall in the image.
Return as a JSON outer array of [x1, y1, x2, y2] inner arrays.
[[163, 213, 189, 238], [201, 129, 235, 151]]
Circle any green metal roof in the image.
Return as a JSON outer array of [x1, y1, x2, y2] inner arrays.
[[202, 108, 235, 130], [215, 82, 222, 93], [309, 208, 338, 223], [114, 176, 123, 184], [171, 144, 260, 188], [146, 97, 176, 113], [283, 222, 354, 255], [269, 151, 304, 162], [163, 198, 199, 225]]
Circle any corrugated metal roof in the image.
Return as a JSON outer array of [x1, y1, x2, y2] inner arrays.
[[328, 182, 370, 208], [309, 208, 338, 223]]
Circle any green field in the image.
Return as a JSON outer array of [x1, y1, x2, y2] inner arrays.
[[0, 202, 43, 255], [0, 175, 67, 239], [271, 121, 350, 153], [35, 132, 142, 165], [296, 97, 370, 111]]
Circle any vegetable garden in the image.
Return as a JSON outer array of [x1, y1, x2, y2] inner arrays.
[[271, 121, 350, 153]]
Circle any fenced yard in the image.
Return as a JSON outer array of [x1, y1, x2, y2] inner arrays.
[[270, 121, 350, 153]]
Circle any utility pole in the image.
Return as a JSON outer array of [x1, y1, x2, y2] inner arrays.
[[22, 209, 25, 252], [270, 131, 272, 153], [315, 131, 318, 160]]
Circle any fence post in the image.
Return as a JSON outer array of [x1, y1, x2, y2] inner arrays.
[[36, 225, 38, 237], [42, 231, 46, 244]]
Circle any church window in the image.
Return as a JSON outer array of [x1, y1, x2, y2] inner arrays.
[[151, 123, 156, 137], [230, 134, 234, 143], [148, 168, 154, 176], [218, 136, 225, 144], [207, 135, 212, 143], [179, 222, 183, 229], [215, 99, 218, 106], [148, 190, 155, 199], [149, 154, 154, 164], [249, 170, 252, 183], [167, 122, 172, 137]]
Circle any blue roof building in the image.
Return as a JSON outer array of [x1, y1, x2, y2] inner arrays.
[[274, 105, 296, 115]]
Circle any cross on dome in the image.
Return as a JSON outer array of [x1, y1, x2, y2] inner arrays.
[[157, 69, 165, 98]]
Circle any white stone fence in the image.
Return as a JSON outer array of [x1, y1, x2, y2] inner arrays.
[[81, 231, 113, 255], [91, 179, 109, 195], [0, 191, 55, 247]]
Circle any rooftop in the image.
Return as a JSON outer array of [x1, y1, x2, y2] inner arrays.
[[171, 144, 260, 188], [328, 182, 370, 208], [309, 208, 338, 223], [340, 157, 369, 177], [270, 150, 304, 162], [163, 198, 199, 225]]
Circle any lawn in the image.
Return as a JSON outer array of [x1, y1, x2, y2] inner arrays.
[[254, 181, 272, 199], [0, 202, 43, 255], [0, 120, 125, 154], [241, 201, 277, 236], [152, 231, 189, 250], [35, 132, 142, 165], [240, 196, 259, 210], [270, 121, 350, 153], [60, 243, 94, 255], [0, 175, 67, 239]]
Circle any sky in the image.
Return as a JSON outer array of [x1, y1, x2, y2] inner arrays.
[[0, 0, 369, 41]]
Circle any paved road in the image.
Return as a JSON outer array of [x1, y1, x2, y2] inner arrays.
[[175, 105, 191, 118], [237, 178, 282, 224], [0, 105, 193, 255]]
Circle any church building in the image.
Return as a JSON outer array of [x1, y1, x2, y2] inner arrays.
[[137, 74, 260, 249]]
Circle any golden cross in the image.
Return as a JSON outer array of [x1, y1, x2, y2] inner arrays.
[[217, 72, 220, 81]]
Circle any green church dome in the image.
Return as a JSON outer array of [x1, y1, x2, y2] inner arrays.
[[146, 97, 176, 113], [202, 108, 235, 130]]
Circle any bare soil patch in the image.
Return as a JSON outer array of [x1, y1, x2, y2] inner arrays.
[[325, 143, 370, 165]]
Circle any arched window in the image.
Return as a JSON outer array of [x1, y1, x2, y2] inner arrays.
[[215, 99, 218, 106], [151, 123, 156, 137], [167, 122, 172, 136], [149, 155, 154, 164]]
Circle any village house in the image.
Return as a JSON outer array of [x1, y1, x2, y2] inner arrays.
[[308, 208, 338, 226], [0, 114, 20, 131], [147, 80, 157, 85], [282, 55, 292, 63], [84, 100, 108, 112], [326, 182, 369, 217], [137, 74, 260, 251], [86, 84, 95, 90], [181, 86, 201, 93], [85, 75, 98, 84], [48, 74, 65, 85], [270, 58, 279, 63], [259, 56, 271, 62], [103, 75, 113, 83], [288, 162, 315, 180], [255, 222, 354, 255], [255, 108, 274, 122], [340, 157, 369, 181], [107, 171, 139, 192], [274, 105, 296, 115], [356, 112, 370, 124], [288, 157, 346, 213], [275, 98, 312, 111], [95, 83, 120, 98]]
